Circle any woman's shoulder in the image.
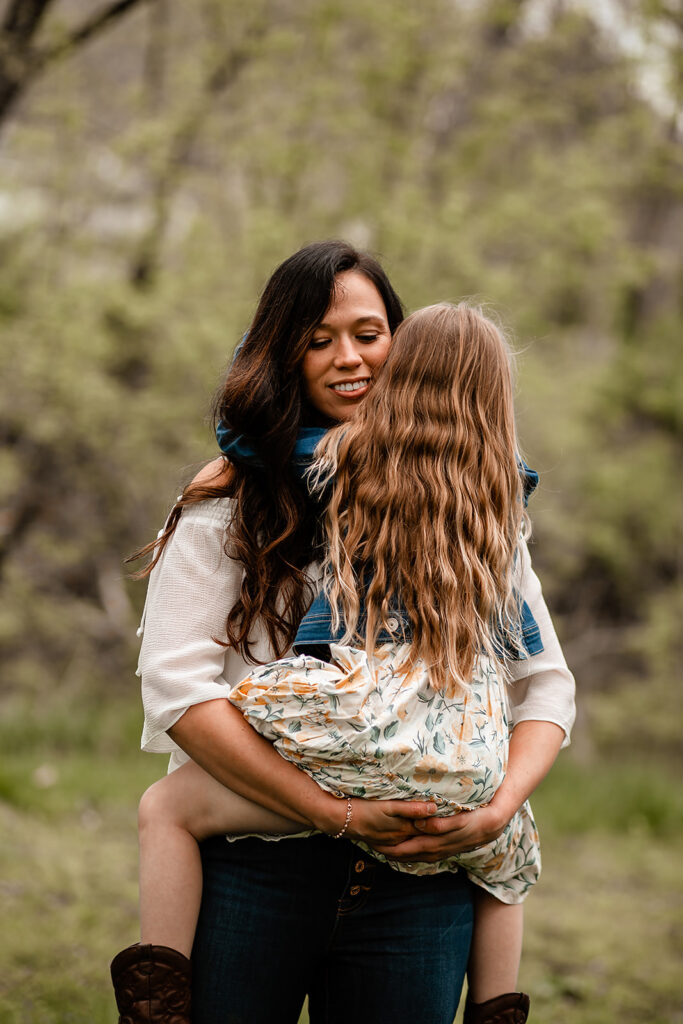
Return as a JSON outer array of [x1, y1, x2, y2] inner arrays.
[[191, 457, 233, 490], [178, 458, 236, 526]]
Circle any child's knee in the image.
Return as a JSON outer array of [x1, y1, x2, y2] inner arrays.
[[138, 778, 176, 834]]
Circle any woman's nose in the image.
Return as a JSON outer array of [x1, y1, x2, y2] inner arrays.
[[334, 336, 363, 368]]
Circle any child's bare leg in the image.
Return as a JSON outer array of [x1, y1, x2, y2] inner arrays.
[[138, 759, 300, 958], [467, 888, 523, 1003]]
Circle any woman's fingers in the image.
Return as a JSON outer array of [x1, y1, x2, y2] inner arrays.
[[348, 803, 422, 844], [370, 807, 504, 860], [349, 800, 503, 848], [386, 800, 438, 819], [413, 813, 467, 834], [375, 839, 473, 861], [371, 835, 449, 860], [356, 803, 511, 860], [415, 805, 504, 840], [351, 803, 468, 846]]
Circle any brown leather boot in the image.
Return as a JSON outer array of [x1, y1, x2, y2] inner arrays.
[[463, 991, 530, 1023], [110, 943, 191, 1024]]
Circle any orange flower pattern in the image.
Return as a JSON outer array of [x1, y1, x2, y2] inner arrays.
[[230, 643, 541, 904]]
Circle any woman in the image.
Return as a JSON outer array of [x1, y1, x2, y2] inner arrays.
[[124, 242, 575, 1024]]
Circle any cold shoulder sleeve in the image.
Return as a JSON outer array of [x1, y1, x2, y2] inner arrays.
[[507, 538, 576, 747], [138, 499, 243, 755]]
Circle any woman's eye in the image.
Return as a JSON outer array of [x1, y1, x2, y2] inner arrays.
[[310, 338, 331, 349], [357, 334, 379, 342]]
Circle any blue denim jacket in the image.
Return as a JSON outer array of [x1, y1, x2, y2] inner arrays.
[[294, 461, 544, 661], [293, 583, 543, 660]]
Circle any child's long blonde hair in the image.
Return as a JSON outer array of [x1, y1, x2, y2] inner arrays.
[[314, 302, 528, 696]]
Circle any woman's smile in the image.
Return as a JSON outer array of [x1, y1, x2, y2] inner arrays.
[[329, 377, 371, 396]]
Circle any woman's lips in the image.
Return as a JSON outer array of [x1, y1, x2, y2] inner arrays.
[[329, 378, 371, 398]]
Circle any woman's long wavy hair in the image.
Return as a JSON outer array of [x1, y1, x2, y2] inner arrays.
[[130, 240, 404, 661], [315, 303, 528, 695]]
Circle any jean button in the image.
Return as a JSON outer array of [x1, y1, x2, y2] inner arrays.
[[355, 860, 365, 873], [349, 885, 361, 896], [387, 617, 399, 631]]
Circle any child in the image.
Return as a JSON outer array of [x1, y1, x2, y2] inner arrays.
[[113, 303, 558, 1024]]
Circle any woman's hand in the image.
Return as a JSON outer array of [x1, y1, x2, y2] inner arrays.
[[343, 798, 439, 846], [368, 803, 507, 863]]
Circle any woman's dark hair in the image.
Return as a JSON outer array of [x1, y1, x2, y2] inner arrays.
[[131, 240, 404, 661]]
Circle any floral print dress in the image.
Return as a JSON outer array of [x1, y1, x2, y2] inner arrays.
[[229, 643, 541, 904]]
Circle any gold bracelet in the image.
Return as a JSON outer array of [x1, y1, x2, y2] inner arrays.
[[332, 797, 353, 839]]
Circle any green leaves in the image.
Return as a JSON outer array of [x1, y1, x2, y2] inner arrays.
[[433, 732, 446, 756]]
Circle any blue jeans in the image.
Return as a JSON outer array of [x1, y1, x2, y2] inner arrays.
[[192, 834, 474, 1024]]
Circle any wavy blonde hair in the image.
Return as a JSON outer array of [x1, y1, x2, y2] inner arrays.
[[314, 302, 528, 696]]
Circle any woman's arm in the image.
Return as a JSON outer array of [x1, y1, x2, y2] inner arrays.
[[505, 537, 576, 745], [168, 698, 437, 842]]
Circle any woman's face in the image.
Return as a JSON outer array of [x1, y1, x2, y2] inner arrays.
[[302, 270, 392, 423]]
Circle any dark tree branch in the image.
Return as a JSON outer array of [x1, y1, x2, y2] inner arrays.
[[2, 0, 52, 40], [0, 0, 53, 120], [0, 0, 154, 127], [38, 0, 154, 66]]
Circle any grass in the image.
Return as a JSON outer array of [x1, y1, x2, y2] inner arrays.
[[1, 701, 682, 1023]]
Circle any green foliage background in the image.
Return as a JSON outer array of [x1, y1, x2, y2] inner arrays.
[[0, 1, 681, 1021]]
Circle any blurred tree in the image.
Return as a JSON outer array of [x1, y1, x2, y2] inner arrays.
[[0, 0, 155, 129], [0, 0, 679, 756], [128, 3, 270, 289]]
